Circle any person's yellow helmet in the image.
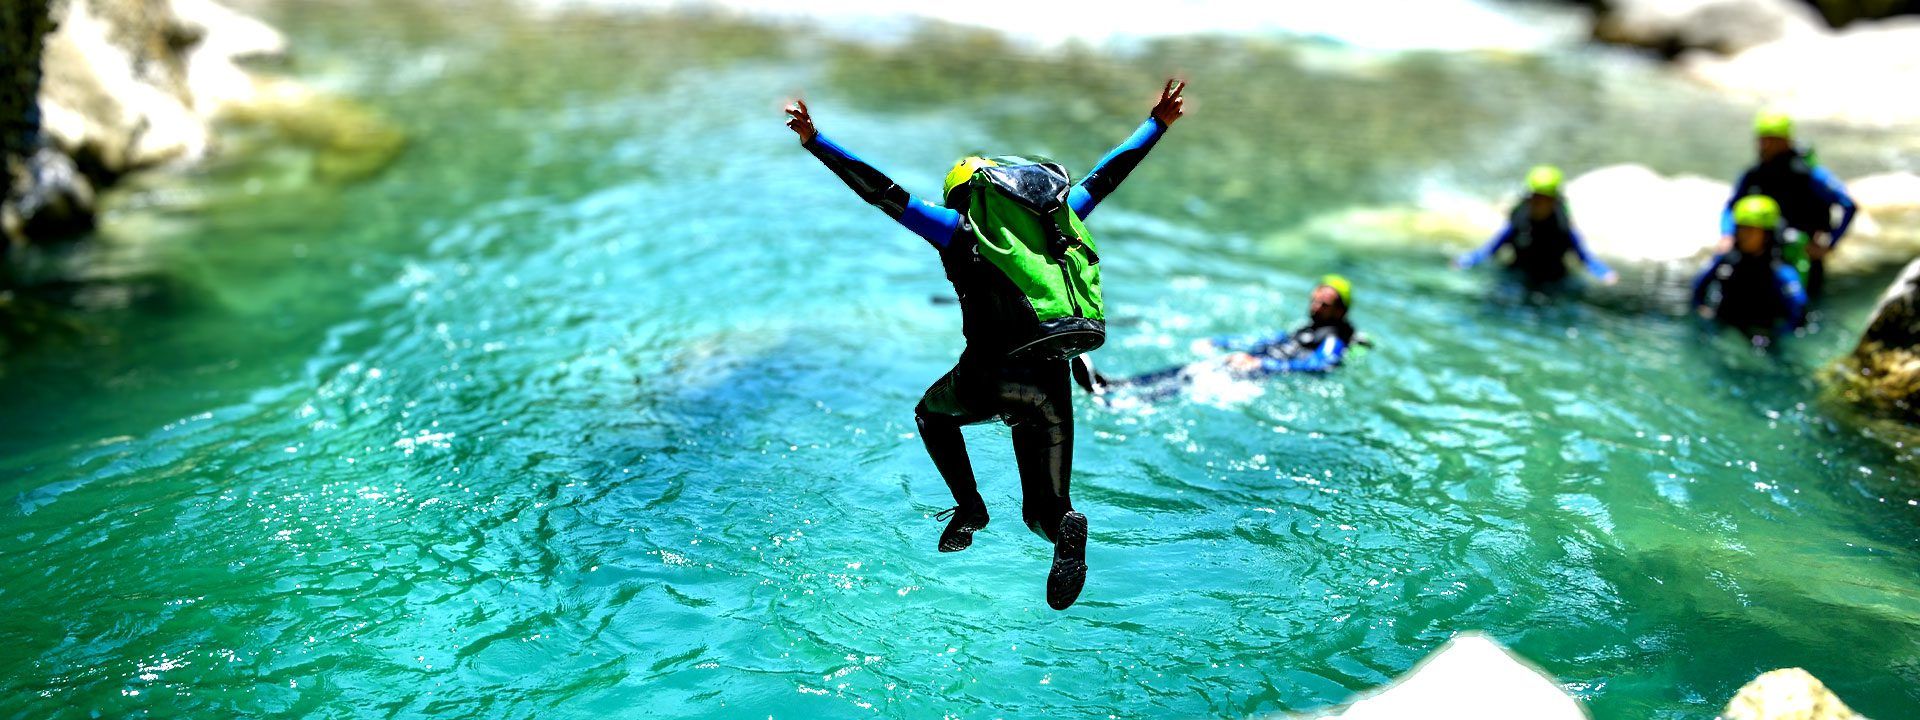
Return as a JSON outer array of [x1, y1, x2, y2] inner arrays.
[[1319, 274, 1353, 308], [1526, 165, 1564, 196], [1733, 194, 1782, 229], [943, 156, 998, 201], [1754, 109, 1794, 139]]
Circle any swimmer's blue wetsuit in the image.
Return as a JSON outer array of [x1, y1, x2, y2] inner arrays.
[[1077, 320, 1356, 400], [1209, 320, 1355, 375], [801, 116, 1167, 548], [1457, 201, 1612, 283]]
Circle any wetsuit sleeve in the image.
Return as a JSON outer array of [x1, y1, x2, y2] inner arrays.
[[804, 132, 962, 248], [1456, 226, 1512, 269], [1777, 264, 1808, 330], [1567, 228, 1614, 278], [1068, 118, 1168, 219], [1810, 166, 1858, 247], [1258, 336, 1347, 374]]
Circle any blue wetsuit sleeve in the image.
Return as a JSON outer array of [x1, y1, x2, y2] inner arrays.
[[1068, 118, 1168, 219], [804, 132, 962, 248], [1456, 226, 1512, 269], [1568, 228, 1613, 278], [1777, 264, 1808, 330], [1258, 337, 1348, 374], [1811, 166, 1857, 247]]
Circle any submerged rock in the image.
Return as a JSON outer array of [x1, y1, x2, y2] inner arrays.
[[1723, 667, 1868, 720], [1593, 0, 1828, 56], [1297, 634, 1588, 720], [226, 77, 407, 183], [1827, 258, 1920, 419]]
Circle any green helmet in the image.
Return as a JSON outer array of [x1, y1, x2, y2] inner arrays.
[[1319, 274, 1353, 308], [1753, 109, 1794, 139], [943, 156, 998, 202], [1733, 194, 1782, 229], [1526, 165, 1564, 196]]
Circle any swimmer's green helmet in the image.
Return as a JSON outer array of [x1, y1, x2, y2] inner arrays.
[[1733, 194, 1782, 229], [1754, 109, 1794, 139], [1319, 274, 1353, 308], [1526, 165, 1564, 196], [943, 156, 999, 205]]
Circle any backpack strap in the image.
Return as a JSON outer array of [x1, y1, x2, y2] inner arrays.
[[977, 163, 1095, 262]]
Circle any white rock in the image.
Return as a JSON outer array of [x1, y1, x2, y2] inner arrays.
[[1564, 164, 1730, 264], [1298, 634, 1589, 720], [1723, 667, 1866, 720], [1682, 18, 1920, 128], [38, 0, 209, 172], [1851, 172, 1920, 218], [172, 0, 287, 117], [35, 0, 289, 175]]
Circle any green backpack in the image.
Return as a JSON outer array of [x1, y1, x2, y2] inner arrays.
[[961, 157, 1106, 360]]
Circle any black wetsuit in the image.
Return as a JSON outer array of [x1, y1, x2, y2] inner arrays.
[[802, 118, 1166, 541], [1456, 201, 1612, 284], [1721, 150, 1856, 297], [1689, 248, 1808, 338]]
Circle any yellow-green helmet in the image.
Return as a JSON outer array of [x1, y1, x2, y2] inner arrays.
[[943, 156, 998, 202], [1733, 194, 1782, 229], [1753, 109, 1794, 139], [1319, 274, 1353, 308], [1526, 165, 1564, 196]]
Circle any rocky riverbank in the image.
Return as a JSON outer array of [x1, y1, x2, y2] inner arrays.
[[2, 0, 402, 254]]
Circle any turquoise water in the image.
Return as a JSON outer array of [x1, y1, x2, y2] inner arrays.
[[3, 3, 1919, 718]]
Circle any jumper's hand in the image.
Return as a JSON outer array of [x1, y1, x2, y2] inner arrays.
[[1716, 235, 1734, 254], [1151, 79, 1186, 126], [784, 99, 817, 144], [1808, 234, 1831, 261], [1226, 353, 1260, 372], [1600, 270, 1620, 286]]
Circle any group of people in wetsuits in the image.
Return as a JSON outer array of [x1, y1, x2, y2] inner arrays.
[[785, 81, 1856, 610], [1457, 110, 1855, 342]]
